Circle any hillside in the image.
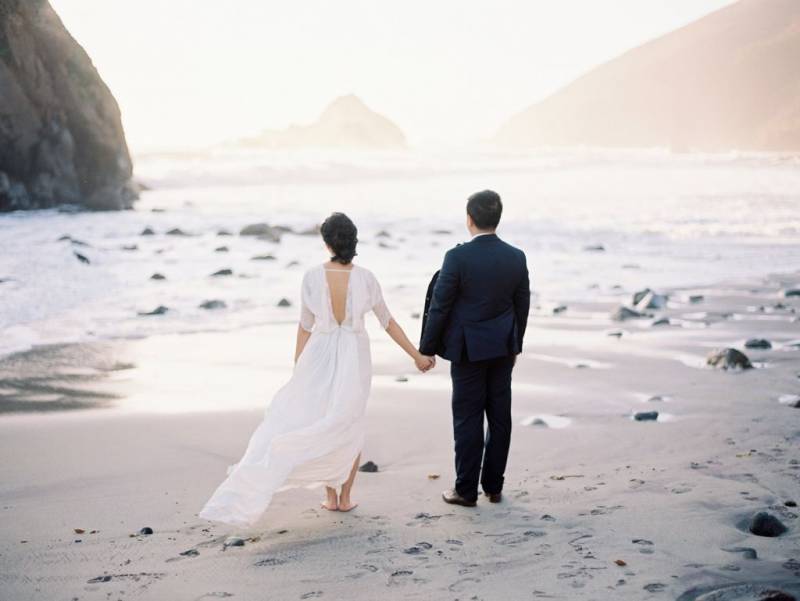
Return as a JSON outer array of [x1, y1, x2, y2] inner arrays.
[[495, 0, 800, 152]]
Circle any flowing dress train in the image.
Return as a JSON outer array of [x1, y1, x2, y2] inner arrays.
[[198, 264, 392, 527]]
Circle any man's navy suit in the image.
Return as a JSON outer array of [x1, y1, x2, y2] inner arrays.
[[420, 233, 530, 501]]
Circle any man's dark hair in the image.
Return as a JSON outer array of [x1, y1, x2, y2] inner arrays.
[[466, 190, 502, 230]]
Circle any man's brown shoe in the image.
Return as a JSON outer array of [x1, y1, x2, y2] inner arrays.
[[442, 489, 477, 507], [486, 492, 502, 504]]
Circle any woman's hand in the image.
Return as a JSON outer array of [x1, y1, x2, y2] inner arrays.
[[414, 353, 435, 373]]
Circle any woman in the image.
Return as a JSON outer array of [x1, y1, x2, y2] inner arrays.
[[199, 212, 433, 526]]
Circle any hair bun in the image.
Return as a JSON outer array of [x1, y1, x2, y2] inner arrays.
[[320, 212, 358, 264]]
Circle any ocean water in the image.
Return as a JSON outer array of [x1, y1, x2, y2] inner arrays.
[[1, 147, 799, 360]]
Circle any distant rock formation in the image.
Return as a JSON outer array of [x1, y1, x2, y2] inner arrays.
[[0, 0, 136, 211], [495, 0, 800, 152], [241, 95, 406, 149]]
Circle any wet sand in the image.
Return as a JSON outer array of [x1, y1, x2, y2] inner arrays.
[[0, 272, 799, 600]]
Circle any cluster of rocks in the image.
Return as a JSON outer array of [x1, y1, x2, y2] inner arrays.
[[610, 288, 669, 322]]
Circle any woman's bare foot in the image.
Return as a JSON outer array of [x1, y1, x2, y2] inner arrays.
[[339, 493, 358, 512], [321, 486, 338, 511], [337, 454, 360, 512]]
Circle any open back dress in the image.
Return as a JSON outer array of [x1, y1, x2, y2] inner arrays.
[[199, 264, 392, 526]]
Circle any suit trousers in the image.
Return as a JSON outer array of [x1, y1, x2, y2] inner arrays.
[[450, 354, 515, 501]]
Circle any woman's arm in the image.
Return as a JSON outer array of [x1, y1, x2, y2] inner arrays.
[[294, 325, 312, 363], [385, 318, 435, 372]]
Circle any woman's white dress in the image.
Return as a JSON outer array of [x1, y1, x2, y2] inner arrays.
[[199, 264, 392, 527]]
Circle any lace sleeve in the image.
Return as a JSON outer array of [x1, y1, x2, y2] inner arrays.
[[371, 273, 393, 330], [299, 273, 315, 332]]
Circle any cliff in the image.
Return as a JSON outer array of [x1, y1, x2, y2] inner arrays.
[[495, 0, 800, 152], [0, 0, 136, 211]]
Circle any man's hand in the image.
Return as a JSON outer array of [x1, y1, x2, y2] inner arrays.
[[415, 354, 436, 373]]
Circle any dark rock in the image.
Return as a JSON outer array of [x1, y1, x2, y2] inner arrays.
[[552, 305, 567, 315], [749, 512, 788, 537], [166, 228, 189, 236], [73, 251, 90, 264], [140, 227, 155, 236], [87, 575, 112, 583], [0, 1, 136, 211], [69, 238, 90, 247], [150, 273, 166, 280], [214, 246, 229, 252], [607, 330, 624, 338], [583, 244, 605, 252], [395, 375, 408, 382], [784, 289, 800, 298], [611, 306, 648, 321], [277, 298, 291, 307], [199, 300, 226, 310], [411, 312, 421, 319], [251, 254, 276, 261], [359, 461, 378, 473], [707, 348, 753, 370], [138, 306, 168, 316], [689, 294, 704, 303], [121, 244, 138, 251], [217, 229, 233, 236], [376, 230, 391, 238], [179, 549, 199, 557], [786, 500, 797, 507], [223, 536, 245, 549], [139, 527, 153, 535], [240, 223, 282, 242], [760, 592, 796, 601], [745, 338, 772, 349], [210, 269, 233, 277], [633, 411, 659, 421], [635, 289, 668, 310], [647, 395, 665, 402], [651, 317, 671, 326]]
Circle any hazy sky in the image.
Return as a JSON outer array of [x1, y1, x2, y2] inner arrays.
[[51, 0, 735, 152]]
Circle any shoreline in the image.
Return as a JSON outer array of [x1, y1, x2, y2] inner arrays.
[[0, 269, 798, 599]]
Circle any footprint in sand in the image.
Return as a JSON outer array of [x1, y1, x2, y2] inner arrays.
[[448, 576, 481, 592]]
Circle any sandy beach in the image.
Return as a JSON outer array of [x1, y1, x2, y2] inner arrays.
[[1, 270, 798, 600]]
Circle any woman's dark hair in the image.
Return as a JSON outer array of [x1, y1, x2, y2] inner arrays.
[[466, 189, 503, 230], [320, 212, 358, 264]]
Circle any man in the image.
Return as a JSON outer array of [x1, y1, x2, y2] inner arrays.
[[420, 190, 530, 507]]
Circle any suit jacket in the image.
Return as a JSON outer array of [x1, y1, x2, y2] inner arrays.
[[419, 233, 530, 363]]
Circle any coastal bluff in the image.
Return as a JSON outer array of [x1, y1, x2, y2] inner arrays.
[[495, 0, 800, 152], [0, 0, 136, 211]]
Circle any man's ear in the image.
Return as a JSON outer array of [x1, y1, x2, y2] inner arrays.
[[466, 213, 474, 229]]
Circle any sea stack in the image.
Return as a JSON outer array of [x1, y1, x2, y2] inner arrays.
[[240, 94, 406, 149], [0, 0, 136, 211]]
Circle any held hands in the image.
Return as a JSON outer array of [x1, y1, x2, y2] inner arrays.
[[414, 353, 436, 373]]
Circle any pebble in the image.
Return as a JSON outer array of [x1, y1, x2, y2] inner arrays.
[[138, 306, 169, 316], [706, 348, 753, 370], [277, 298, 292, 307], [745, 338, 772, 349], [210, 268, 233, 277], [139, 527, 154, 535], [217, 229, 233, 236], [140, 227, 155, 236], [633, 411, 659, 421], [251, 254, 276, 261], [214, 246, 229, 252], [199, 300, 226, 310], [73, 251, 90, 264], [395, 375, 408, 382], [748, 512, 787, 537], [223, 536, 246, 548], [359, 461, 378, 473], [552, 305, 567, 315], [611, 306, 648, 321], [150, 272, 166, 280], [166, 227, 189, 236]]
